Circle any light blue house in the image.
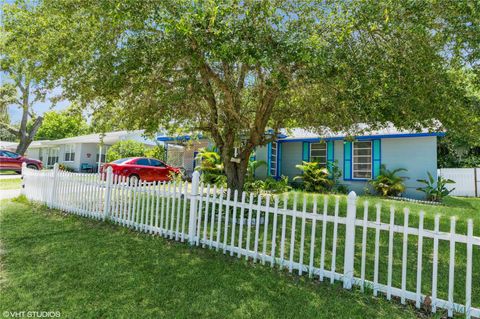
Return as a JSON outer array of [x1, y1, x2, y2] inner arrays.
[[254, 127, 445, 198]]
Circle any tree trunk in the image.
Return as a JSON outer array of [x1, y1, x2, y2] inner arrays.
[[15, 116, 43, 155], [224, 157, 249, 193]]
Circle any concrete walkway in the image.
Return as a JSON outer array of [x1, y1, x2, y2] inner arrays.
[[0, 174, 21, 180], [0, 189, 22, 200]]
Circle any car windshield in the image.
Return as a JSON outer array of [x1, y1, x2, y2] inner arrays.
[[112, 158, 132, 164]]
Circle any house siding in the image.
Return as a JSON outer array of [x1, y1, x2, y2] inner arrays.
[[254, 145, 268, 179], [280, 142, 303, 180], [276, 136, 438, 199]]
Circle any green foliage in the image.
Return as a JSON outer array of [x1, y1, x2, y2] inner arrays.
[[195, 147, 226, 186], [106, 140, 147, 162], [294, 162, 333, 193], [246, 159, 266, 182], [58, 163, 74, 172], [244, 176, 291, 195], [144, 145, 166, 161], [369, 165, 408, 197], [34, 108, 89, 140], [5, 0, 480, 189], [438, 136, 480, 168], [416, 172, 456, 202]]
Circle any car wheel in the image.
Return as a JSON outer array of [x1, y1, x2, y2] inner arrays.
[[27, 164, 38, 170], [129, 174, 140, 186]]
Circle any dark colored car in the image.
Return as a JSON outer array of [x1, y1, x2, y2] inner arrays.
[[0, 150, 43, 173], [100, 157, 182, 184]]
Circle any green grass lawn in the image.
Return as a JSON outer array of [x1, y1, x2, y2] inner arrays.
[[0, 170, 18, 175], [0, 198, 423, 319], [0, 178, 21, 190]]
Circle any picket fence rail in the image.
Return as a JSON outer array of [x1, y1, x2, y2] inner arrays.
[[22, 163, 479, 318]]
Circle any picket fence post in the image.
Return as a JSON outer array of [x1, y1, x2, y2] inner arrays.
[[21, 162, 27, 196], [49, 163, 60, 208], [103, 166, 113, 221], [343, 191, 357, 289], [188, 171, 201, 245]]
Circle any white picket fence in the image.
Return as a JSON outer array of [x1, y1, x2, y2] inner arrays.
[[22, 164, 479, 318], [438, 168, 480, 197]]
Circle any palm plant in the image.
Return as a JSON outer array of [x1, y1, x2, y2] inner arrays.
[[195, 147, 226, 185], [416, 172, 455, 202], [294, 161, 333, 193], [369, 165, 408, 197], [246, 159, 266, 182]]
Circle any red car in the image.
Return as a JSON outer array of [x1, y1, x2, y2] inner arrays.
[[0, 150, 43, 173], [101, 157, 182, 184]]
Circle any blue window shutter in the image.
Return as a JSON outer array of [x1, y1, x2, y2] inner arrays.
[[372, 139, 381, 179], [327, 141, 334, 177], [344, 141, 352, 180], [267, 143, 272, 176], [302, 142, 310, 162], [277, 143, 282, 178]]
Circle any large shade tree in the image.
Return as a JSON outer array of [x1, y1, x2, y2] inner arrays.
[[3, 0, 479, 190]]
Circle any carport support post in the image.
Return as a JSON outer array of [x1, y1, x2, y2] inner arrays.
[[21, 162, 27, 196], [343, 191, 357, 289], [49, 163, 59, 209], [188, 171, 200, 245], [103, 166, 113, 221]]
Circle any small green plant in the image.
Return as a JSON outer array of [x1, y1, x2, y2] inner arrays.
[[416, 172, 455, 202], [369, 165, 408, 197], [294, 161, 333, 193], [246, 159, 266, 182], [329, 160, 349, 194], [195, 147, 226, 186], [244, 176, 291, 195], [263, 176, 291, 193], [58, 163, 74, 172]]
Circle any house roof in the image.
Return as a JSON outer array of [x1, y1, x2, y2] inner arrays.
[[156, 123, 444, 144], [29, 130, 156, 148], [279, 123, 444, 141]]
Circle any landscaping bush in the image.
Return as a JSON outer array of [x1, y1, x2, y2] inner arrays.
[[195, 147, 226, 186], [369, 165, 408, 197], [294, 161, 333, 193], [244, 176, 291, 195], [58, 163, 74, 172], [144, 145, 166, 161], [106, 140, 147, 162], [417, 172, 455, 202]]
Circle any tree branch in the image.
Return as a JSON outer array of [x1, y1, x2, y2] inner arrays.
[[0, 122, 19, 136]]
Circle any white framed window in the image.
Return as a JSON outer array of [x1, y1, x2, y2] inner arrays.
[[270, 142, 277, 177], [47, 147, 59, 167], [353, 141, 372, 179], [310, 143, 327, 166], [64, 145, 75, 162]]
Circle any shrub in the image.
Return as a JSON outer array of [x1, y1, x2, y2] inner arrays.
[[195, 147, 226, 186], [416, 172, 455, 202], [246, 159, 266, 182], [144, 145, 166, 161], [294, 161, 333, 193], [106, 140, 147, 162], [329, 160, 349, 194], [58, 163, 74, 172], [244, 176, 291, 195], [369, 165, 408, 197]]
